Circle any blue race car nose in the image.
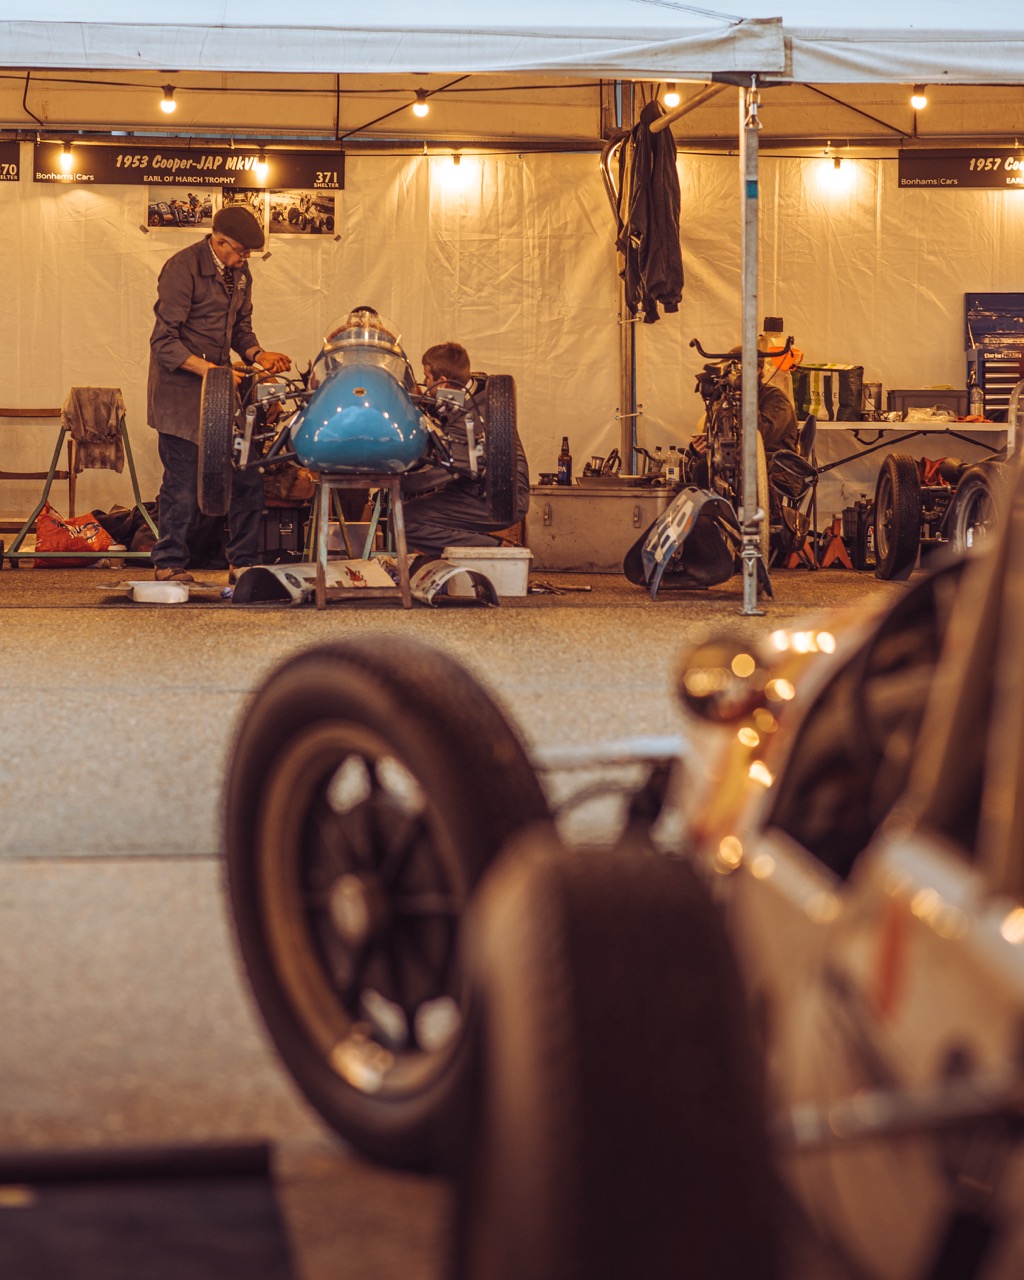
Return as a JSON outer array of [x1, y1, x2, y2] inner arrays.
[[291, 364, 429, 473]]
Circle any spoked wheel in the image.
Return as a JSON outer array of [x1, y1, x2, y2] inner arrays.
[[225, 636, 549, 1172], [198, 366, 238, 517], [874, 452, 921, 580], [948, 463, 1007, 554], [453, 827, 782, 1280], [480, 374, 518, 527]]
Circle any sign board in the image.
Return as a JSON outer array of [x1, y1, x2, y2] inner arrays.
[[0, 141, 20, 181], [33, 142, 344, 189], [899, 148, 1024, 190]]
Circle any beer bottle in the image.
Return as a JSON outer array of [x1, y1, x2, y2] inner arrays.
[[557, 435, 572, 485]]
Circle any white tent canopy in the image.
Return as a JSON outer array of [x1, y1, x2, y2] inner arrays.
[[1, 2, 1023, 607], [2, 3, 1024, 84]]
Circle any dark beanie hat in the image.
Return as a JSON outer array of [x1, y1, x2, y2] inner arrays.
[[213, 205, 264, 250]]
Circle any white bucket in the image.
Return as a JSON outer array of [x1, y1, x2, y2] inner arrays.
[[441, 546, 533, 597]]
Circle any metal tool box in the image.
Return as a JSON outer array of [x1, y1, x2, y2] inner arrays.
[[525, 483, 671, 572]]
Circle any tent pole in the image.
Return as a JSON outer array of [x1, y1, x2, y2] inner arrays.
[[739, 77, 765, 616], [613, 80, 638, 470]]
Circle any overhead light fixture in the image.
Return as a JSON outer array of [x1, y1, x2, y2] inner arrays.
[[663, 82, 681, 109], [160, 84, 177, 115], [59, 141, 73, 173], [412, 89, 430, 118], [911, 84, 928, 110], [255, 149, 269, 184], [833, 156, 842, 171], [452, 152, 461, 167]]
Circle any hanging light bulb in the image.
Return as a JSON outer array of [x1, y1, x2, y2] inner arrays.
[[911, 85, 928, 111], [833, 156, 842, 171], [255, 149, 269, 184], [58, 141, 73, 173], [412, 89, 430, 118], [160, 85, 177, 115], [662, 82, 681, 109], [452, 152, 461, 167]]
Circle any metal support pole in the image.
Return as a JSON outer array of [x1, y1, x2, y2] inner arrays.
[[739, 78, 765, 616]]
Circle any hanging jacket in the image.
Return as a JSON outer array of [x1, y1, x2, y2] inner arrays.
[[616, 99, 684, 324]]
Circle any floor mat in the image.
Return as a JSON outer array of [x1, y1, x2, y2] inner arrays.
[[0, 1141, 296, 1280]]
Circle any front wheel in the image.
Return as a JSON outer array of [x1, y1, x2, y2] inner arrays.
[[481, 374, 519, 527], [947, 464, 1007, 554], [874, 452, 921, 580], [197, 366, 237, 517], [453, 827, 782, 1280], [225, 637, 549, 1172]]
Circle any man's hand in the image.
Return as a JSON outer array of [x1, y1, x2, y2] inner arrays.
[[254, 350, 292, 375]]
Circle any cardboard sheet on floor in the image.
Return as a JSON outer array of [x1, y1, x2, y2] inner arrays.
[[230, 559, 396, 605]]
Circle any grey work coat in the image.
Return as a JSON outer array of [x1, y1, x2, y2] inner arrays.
[[147, 236, 261, 443]]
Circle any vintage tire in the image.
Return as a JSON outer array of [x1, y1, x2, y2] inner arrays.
[[948, 463, 1006, 554], [225, 637, 549, 1172], [482, 374, 519, 527], [453, 827, 782, 1280], [197, 366, 237, 517], [874, 452, 921, 580]]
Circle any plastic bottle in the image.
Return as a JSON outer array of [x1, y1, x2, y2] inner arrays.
[[665, 445, 681, 485], [652, 445, 665, 476], [557, 435, 572, 485]]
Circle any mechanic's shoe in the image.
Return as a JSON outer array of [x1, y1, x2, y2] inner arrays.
[[154, 567, 196, 584]]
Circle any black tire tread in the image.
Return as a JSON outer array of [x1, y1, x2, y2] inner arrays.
[[456, 829, 781, 1280], [198, 366, 236, 517], [874, 452, 921, 580], [482, 374, 518, 527]]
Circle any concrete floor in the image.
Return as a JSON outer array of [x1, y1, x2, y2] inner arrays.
[[0, 561, 903, 1278]]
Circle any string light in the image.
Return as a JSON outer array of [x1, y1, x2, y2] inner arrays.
[[160, 85, 177, 115], [663, 82, 681, 109], [59, 141, 73, 173], [412, 89, 430, 118], [911, 85, 928, 110]]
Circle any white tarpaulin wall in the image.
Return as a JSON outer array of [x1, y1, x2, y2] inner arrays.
[[3, 137, 1022, 522]]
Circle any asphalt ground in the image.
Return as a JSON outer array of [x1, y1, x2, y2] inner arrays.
[[0, 560, 903, 1278]]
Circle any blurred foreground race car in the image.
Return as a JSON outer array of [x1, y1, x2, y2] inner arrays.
[[196, 304, 520, 526], [223, 451, 1024, 1278]]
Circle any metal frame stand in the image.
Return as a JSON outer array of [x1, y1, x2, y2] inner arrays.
[[309, 474, 413, 610], [3, 417, 157, 567]]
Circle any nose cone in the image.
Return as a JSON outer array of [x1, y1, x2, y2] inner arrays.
[[291, 365, 428, 473]]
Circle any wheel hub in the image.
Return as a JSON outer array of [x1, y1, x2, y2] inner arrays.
[[329, 873, 390, 946]]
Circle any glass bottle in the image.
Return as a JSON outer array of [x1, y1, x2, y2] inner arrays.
[[557, 435, 572, 485]]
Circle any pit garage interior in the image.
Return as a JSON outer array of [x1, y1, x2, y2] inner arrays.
[[1, 6, 1024, 1280]]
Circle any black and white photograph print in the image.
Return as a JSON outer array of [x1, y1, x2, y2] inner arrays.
[[269, 189, 336, 235], [145, 185, 217, 230]]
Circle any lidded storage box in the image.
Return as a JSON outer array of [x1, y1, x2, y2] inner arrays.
[[441, 546, 533, 597]]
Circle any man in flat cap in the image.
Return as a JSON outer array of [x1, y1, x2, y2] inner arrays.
[[147, 204, 291, 582]]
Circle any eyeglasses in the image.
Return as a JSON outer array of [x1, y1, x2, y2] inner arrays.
[[214, 235, 251, 257]]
